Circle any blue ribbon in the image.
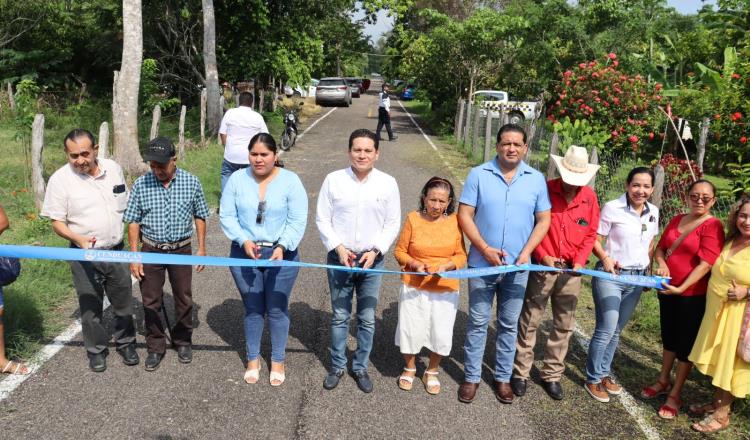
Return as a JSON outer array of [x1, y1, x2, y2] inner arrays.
[[0, 245, 669, 288]]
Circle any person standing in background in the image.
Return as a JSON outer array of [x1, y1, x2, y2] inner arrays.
[[219, 92, 269, 191]]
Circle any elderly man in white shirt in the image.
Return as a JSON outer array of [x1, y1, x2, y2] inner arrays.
[[316, 128, 401, 393], [219, 91, 269, 191], [41, 128, 138, 373]]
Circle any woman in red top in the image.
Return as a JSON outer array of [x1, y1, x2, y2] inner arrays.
[[641, 179, 725, 419]]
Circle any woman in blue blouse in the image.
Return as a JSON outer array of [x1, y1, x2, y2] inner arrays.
[[220, 133, 308, 387]]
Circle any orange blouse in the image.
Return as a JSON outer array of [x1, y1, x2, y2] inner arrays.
[[393, 211, 467, 292]]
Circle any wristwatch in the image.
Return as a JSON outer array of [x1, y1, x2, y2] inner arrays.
[[369, 248, 382, 257], [273, 244, 286, 252]]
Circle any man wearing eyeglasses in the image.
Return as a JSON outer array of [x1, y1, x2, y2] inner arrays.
[[41, 128, 138, 373], [316, 128, 401, 393], [125, 137, 209, 372]]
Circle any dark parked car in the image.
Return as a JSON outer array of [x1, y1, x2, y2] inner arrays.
[[344, 77, 362, 98]]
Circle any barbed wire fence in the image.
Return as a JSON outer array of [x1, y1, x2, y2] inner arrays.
[[454, 99, 735, 226]]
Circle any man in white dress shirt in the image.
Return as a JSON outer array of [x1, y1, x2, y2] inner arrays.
[[219, 91, 269, 191], [316, 128, 401, 393], [375, 83, 397, 142]]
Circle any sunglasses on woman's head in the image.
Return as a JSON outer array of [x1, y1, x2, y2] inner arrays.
[[256, 201, 266, 224]]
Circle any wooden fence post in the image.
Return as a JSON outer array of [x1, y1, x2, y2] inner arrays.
[[588, 147, 599, 189], [7, 83, 16, 111], [546, 132, 560, 179], [651, 164, 666, 208], [178, 105, 187, 159], [200, 88, 207, 145], [484, 113, 494, 162], [149, 104, 161, 140], [697, 117, 709, 172], [463, 101, 473, 146], [472, 107, 482, 158], [31, 114, 46, 210], [98, 122, 109, 158], [455, 99, 465, 141]]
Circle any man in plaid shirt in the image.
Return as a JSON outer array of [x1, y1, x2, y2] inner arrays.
[[125, 137, 209, 372]]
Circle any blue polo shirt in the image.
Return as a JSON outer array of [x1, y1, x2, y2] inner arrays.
[[459, 158, 551, 267]]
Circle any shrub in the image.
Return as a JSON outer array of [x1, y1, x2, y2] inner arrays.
[[547, 53, 664, 155]]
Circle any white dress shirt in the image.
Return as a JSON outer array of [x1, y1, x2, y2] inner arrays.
[[219, 106, 269, 164], [316, 167, 401, 253], [40, 158, 129, 248], [378, 91, 391, 112], [597, 194, 659, 269]]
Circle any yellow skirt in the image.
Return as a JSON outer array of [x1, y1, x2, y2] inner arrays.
[[689, 292, 749, 398]]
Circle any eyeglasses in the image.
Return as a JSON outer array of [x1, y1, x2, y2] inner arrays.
[[689, 194, 714, 204], [256, 201, 266, 225]]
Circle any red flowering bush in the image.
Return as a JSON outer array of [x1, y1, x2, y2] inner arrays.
[[547, 53, 664, 154], [652, 154, 703, 214]]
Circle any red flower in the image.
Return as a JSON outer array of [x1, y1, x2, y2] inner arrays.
[[648, 132, 655, 141], [611, 130, 619, 138], [732, 112, 743, 121], [579, 63, 587, 69], [741, 136, 748, 144], [628, 135, 639, 143], [608, 52, 617, 60], [714, 114, 722, 120], [655, 83, 663, 90], [612, 60, 619, 67], [732, 73, 741, 80]]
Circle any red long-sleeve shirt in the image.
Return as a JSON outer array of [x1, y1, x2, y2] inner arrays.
[[532, 178, 600, 267]]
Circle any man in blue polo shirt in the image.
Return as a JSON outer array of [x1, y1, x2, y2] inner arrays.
[[457, 123, 551, 404]]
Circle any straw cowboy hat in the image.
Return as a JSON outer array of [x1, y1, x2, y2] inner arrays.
[[550, 145, 600, 186]]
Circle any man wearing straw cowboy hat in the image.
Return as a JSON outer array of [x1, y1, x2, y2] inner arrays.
[[511, 145, 601, 401]]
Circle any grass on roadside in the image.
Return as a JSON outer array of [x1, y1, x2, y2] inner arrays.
[[404, 97, 749, 438], [0, 98, 287, 361]]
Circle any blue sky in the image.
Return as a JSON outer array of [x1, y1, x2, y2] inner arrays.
[[359, 0, 718, 43]]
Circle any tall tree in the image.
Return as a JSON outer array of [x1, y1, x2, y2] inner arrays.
[[113, 0, 146, 175], [202, 0, 221, 136]]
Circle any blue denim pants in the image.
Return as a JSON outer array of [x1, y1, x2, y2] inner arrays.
[[326, 250, 384, 373], [585, 265, 646, 384], [229, 243, 300, 362], [463, 270, 530, 383], [220, 159, 249, 192]]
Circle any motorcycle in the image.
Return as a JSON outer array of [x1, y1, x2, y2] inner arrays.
[[280, 102, 303, 151]]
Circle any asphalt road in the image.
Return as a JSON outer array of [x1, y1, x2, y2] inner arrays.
[[0, 81, 651, 439]]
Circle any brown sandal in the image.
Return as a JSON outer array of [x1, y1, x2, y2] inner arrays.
[[688, 402, 716, 416], [691, 414, 730, 433]]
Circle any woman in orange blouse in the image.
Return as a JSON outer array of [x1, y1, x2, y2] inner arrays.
[[394, 177, 467, 394]]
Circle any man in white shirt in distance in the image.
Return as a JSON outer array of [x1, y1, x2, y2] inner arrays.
[[219, 91, 269, 191]]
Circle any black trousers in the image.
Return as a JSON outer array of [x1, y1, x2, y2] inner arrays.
[[376, 107, 394, 140], [658, 293, 706, 361]]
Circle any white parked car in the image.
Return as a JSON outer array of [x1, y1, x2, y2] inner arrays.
[[471, 90, 540, 124], [285, 79, 320, 98]]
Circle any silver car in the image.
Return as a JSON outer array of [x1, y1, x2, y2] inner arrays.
[[315, 77, 352, 107]]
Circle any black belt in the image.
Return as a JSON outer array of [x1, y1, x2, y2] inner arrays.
[[553, 261, 573, 269], [142, 236, 191, 251]]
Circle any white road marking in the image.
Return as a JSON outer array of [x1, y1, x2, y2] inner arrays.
[[0, 285, 120, 402], [574, 325, 661, 440], [278, 107, 337, 159], [396, 99, 465, 184]]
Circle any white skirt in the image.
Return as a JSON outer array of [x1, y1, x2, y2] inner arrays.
[[395, 283, 459, 356]]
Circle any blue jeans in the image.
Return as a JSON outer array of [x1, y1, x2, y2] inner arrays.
[[221, 159, 249, 192], [585, 265, 646, 384], [463, 270, 530, 383], [229, 243, 300, 362], [327, 250, 384, 373]]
